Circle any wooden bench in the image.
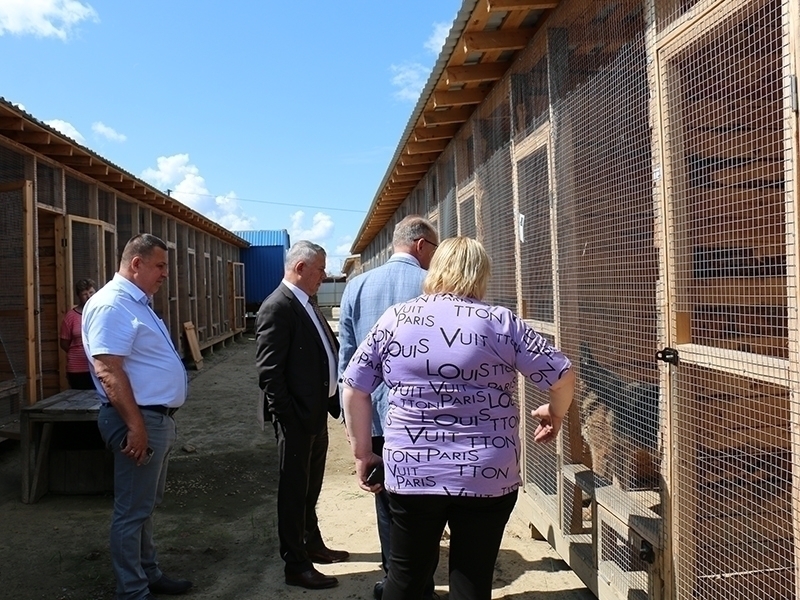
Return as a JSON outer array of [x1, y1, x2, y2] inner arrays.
[[20, 389, 111, 503]]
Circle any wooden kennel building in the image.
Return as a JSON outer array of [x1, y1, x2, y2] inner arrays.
[[0, 99, 248, 435], [351, 0, 800, 598]]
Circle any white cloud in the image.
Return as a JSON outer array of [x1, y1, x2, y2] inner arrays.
[[290, 210, 334, 242], [0, 0, 98, 40], [390, 63, 430, 102], [140, 153, 256, 231], [92, 121, 126, 142], [44, 118, 85, 143], [425, 22, 451, 55]]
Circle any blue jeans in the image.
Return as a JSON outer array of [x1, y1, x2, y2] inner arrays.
[[98, 405, 177, 600]]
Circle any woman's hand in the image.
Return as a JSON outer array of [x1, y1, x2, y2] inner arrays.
[[355, 453, 384, 494], [531, 403, 564, 443]]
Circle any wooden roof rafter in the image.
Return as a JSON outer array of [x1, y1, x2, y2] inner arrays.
[[354, 0, 560, 253]]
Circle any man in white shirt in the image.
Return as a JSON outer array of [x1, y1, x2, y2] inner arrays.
[[83, 233, 191, 600]]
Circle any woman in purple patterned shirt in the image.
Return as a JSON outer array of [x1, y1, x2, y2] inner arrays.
[[341, 237, 575, 600]]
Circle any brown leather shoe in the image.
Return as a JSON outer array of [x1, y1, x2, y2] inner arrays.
[[306, 546, 350, 564], [285, 568, 339, 589]]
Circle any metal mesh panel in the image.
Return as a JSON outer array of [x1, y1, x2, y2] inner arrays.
[[65, 175, 90, 217], [36, 162, 62, 209], [511, 55, 549, 141], [439, 148, 457, 238], [459, 195, 476, 238], [104, 230, 115, 285], [0, 189, 27, 409], [139, 207, 149, 233], [657, 0, 704, 34], [151, 213, 164, 241], [475, 85, 516, 311], [517, 147, 553, 322], [0, 145, 24, 185], [524, 351, 558, 518], [661, 0, 796, 597], [117, 199, 133, 257], [455, 125, 475, 185], [71, 221, 102, 292], [98, 189, 114, 224]]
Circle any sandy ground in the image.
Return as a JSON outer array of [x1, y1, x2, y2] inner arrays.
[[0, 337, 593, 600]]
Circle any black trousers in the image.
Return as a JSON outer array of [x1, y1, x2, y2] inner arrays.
[[274, 419, 329, 574], [383, 490, 518, 600], [374, 436, 437, 598]]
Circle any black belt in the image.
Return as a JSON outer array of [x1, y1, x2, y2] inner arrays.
[[140, 405, 179, 417]]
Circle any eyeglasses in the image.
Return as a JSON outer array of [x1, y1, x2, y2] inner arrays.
[[414, 238, 438, 248]]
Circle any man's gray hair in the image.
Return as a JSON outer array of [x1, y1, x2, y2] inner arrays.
[[285, 240, 326, 270], [392, 215, 438, 249]]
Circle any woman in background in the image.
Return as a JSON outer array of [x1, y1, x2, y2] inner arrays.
[[341, 237, 575, 600], [59, 278, 96, 389]]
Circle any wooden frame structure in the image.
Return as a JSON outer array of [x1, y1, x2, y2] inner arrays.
[[0, 100, 248, 436], [352, 0, 800, 598]]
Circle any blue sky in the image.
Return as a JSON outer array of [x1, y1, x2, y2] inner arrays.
[[0, 0, 461, 273]]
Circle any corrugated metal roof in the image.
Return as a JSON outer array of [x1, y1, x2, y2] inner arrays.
[[233, 229, 290, 247]]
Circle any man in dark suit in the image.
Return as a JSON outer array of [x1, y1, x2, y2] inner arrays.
[[255, 240, 349, 590]]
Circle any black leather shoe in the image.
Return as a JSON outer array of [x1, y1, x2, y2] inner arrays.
[[373, 580, 385, 600], [149, 574, 193, 595], [285, 568, 339, 589], [306, 546, 350, 564]]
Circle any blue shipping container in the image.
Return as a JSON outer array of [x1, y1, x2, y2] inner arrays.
[[234, 230, 290, 308]]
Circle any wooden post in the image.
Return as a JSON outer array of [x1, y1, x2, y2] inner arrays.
[[22, 180, 36, 405]]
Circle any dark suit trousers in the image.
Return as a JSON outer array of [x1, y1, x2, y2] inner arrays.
[[274, 418, 329, 574]]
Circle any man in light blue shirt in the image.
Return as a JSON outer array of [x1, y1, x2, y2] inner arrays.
[[337, 215, 439, 600], [83, 233, 191, 600]]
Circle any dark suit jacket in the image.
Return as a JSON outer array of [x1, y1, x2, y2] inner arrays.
[[255, 283, 341, 434]]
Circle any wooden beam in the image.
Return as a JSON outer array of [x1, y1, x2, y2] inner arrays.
[[446, 62, 508, 85], [7, 131, 51, 144], [95, 172, 124, 183], [423, 106, 474, 127], [399, 154, 436, 166], [406, 138, 450, 154], [391, 172, 425, 183], [0, 117, 24, 131], [413, 123, 462, 141], [79, 165, 109, 176], [395, 163, 432, 175], [463, 29, 532, 53], [433, 88, 488, 108], [487, 0, 559, 10], [61, 155, 94, 167], [30, 144, 73, 156]]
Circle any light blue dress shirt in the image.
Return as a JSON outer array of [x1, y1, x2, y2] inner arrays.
[[82, 273, 187, 407]]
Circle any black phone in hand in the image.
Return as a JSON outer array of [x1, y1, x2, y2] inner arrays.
[[366, 463, 384, 486]]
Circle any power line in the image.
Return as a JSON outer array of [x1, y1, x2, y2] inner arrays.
[[169, 190, 367, 214]]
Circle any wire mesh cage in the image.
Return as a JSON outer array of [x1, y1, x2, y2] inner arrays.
[[36, 162, 62, 210], [65, 175, 90, 218]]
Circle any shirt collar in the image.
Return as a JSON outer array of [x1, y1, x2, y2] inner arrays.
[[391, 252, 420, 267], [282, 278, 309, 306], [113, 273, 150, 305]]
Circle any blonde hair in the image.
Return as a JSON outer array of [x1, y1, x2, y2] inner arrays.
[[423, 237, 491, 299]]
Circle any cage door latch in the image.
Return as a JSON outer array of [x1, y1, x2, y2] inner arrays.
[[656, 347, 679, 365]]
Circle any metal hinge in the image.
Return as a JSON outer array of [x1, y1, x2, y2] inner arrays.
[[656, 347, 679, 365], [792, 75, 798, 114], [61, 238, 68, 248]]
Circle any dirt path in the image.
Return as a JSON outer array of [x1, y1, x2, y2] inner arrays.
[[0, 338, 593, 600]]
